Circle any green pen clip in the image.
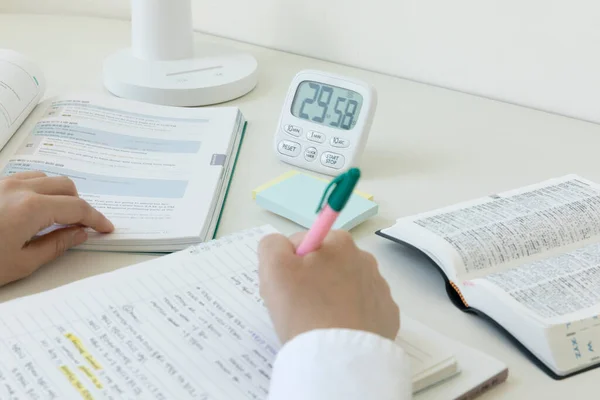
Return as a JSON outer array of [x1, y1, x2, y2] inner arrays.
[[316, 168, 362, 213]]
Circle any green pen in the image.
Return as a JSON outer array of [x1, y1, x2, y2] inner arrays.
[[296, 168, 361, 256]]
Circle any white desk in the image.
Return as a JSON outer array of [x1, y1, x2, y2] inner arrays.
[[1, 13, 599, 399]]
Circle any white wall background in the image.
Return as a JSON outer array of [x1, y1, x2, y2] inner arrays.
[[3, 0, 600, 125]]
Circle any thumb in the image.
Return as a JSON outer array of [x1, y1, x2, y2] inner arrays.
[[23, 227, 88, 268]]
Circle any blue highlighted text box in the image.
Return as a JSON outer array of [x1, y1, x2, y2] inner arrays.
[[3, 162, 188, 198], [33, 123, 202, 154]]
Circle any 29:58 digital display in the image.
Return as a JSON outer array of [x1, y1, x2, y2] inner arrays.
[[291, 81, 364, 131]]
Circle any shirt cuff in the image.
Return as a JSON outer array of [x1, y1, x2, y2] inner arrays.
[[268, 329, 412, 400]]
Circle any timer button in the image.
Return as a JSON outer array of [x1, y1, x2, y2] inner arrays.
[[321, 152, 345, 169], [304, 147, 318, 162], [331, 137, 350, 148], [283, 124, 302, 137], [278, 140, 301, 157], [307, 130, 326, 143]]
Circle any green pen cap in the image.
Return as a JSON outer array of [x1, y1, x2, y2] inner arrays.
[[316, 168, 362, 213]]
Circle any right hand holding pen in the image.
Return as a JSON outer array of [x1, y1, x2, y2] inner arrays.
[[258, 230, 400, 344]]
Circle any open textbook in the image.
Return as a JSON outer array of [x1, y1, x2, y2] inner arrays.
[[0, 226, 507, 399], [0, 49, 246, 252], [378, 175, 600, 379]]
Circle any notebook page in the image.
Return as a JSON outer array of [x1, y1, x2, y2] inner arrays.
[[0, 225, 458, 399], [0, 226, 279, 400]]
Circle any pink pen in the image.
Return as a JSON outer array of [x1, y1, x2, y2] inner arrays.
[[296, 168, 361, 256]]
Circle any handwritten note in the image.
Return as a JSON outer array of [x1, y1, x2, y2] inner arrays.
[[0, 226, 279, 399]]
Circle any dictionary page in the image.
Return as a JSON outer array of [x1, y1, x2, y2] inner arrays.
[[480, 241, 600, 322], [0, 93, 244, 251], [0, 49, 45, 151], [382, 175, 600, 280], [467, 241, 600, 376]]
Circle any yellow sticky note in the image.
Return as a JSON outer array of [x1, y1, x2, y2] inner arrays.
[[253, 170, 374, 201], [253, 170, 378, 230]]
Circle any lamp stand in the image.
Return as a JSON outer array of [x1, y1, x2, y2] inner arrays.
[[103, 0, 258, 107]]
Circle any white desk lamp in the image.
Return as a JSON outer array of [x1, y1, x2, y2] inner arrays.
[[103, 0, 258, 106]]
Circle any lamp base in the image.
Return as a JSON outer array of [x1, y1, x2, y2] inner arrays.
[[103, 42, 258, 107]]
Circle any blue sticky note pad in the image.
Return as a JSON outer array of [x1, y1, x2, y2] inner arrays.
[[253, 171, 378, 230]]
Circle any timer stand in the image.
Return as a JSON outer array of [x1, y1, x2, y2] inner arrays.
[[103, 0, 258, 107]]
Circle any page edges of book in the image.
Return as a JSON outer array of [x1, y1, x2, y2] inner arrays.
[[0, 49, 45, 151], [378, 223, 471, 309]]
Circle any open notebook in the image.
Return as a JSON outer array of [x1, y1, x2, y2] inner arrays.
[[0, 226, 503, 398]]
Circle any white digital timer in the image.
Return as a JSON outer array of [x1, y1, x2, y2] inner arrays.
[[274, 70, 377, 175]]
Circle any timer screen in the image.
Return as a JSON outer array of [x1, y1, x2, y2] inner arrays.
[[291, 81, 363, 131]]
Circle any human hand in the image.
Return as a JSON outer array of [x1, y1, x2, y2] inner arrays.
[[0, 172, 114, 287], [258, 230, 400, 344]]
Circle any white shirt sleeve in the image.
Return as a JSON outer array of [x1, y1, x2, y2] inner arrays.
[[268, 329, 412, 400]]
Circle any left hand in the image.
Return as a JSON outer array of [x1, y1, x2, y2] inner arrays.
[[0, 172, 114, 286]]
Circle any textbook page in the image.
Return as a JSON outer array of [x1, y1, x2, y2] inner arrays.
[[0, 94, 242, 247], [0, 49, 45, 151], [392, 175, 600, 279]]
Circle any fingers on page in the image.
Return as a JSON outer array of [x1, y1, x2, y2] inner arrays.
[[41, 196, 114, 233], [26, 176, 79, 197]]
